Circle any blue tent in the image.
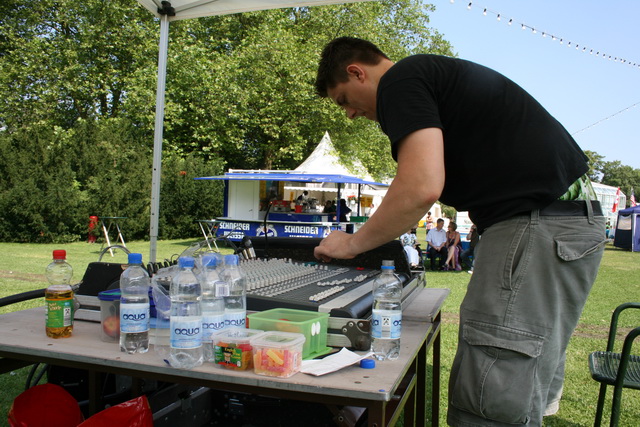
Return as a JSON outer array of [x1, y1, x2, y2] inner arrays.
[[613, 205, 640, 251]]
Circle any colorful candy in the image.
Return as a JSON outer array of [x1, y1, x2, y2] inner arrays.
[[251, 331, 305, 378]]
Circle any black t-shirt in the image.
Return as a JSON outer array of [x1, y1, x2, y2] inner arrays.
[[377, 55, 588, 232]]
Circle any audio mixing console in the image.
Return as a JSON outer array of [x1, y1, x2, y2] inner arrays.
[[244, 237, 415, 318]]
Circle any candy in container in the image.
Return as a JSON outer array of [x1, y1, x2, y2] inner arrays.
[[212, 327, 265, 370], [252, 331, 306, 378]]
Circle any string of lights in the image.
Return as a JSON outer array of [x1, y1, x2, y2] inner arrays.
[[447, 0, 640, 70], [571, 101, 640, 136]]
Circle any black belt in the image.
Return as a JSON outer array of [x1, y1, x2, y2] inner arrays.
[[539, 200, 603, 217]]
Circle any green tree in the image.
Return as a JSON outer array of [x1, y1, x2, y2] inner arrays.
[[0, 0, 455, 242], [584, 150, 605, 182], [0, 0, 157, 130], [600, 160, 640, 206], [0, 125, 83, 242], [160, 0, 453, 179]]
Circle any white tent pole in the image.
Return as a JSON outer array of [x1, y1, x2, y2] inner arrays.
[[149, 13, 170, 263]]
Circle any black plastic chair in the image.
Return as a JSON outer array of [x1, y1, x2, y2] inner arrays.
[[588, 302, 640, 427]]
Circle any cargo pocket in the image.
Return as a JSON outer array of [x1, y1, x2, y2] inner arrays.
[[451, 321, 544, 424], [554, 233, 606, 261]]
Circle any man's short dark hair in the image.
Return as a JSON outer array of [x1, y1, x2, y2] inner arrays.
[[315, 37, 389, 98]]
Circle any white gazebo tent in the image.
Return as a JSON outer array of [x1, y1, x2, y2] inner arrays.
[[290, 131, 387, 215], [135, 0, 375, 261]]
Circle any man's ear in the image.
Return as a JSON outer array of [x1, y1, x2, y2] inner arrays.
[[345, 64, 365, 81]]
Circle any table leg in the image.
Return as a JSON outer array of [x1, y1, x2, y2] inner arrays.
[[210, 223, 220, 251], [101, 222, 114, 257], [88, 370, 102, 416], [432, 313, 442, 427], [416, 338, 427, 426], [199, 222, 213, 251], [368, 402, 385, 427], [115, 223, 126, 247]]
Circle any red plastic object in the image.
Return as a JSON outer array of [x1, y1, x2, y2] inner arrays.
[[8, 383, 84, 427], [78, 396, 153, 427]]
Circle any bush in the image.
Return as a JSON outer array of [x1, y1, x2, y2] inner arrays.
[[0, 119, 225, 242], [0, 126, 84, 243], [158, 154, 225, 240]]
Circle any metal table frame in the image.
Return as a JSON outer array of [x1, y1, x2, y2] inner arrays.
[[196, 219, 220, 252], [99, 216, 127, 256]]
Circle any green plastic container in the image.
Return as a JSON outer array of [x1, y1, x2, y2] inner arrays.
[[247, 309, 331, 359]]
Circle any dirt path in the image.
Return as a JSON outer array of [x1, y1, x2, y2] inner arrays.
[[0, 270, 46, 282]]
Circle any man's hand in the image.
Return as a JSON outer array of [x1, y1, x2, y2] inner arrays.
[[314, 231, 359, 262]]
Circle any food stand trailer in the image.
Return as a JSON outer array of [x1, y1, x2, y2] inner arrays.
[[196, 171, 388, 241]]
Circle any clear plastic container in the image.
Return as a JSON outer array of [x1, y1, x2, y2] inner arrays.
[[247, 308, 330, 359], [212, 327, 265, 370], [252, 331, 306, 378], [98, 289, 121, 343]]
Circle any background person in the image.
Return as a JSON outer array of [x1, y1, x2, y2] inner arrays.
[[400, 229, 420, 268], [461, 224, 479, 272], [426, 218, 448, 271], [337, 198, 352, 222], [425, 211, 435, 230], [313, 36, 605, 426], [443, 221, 461, 271]]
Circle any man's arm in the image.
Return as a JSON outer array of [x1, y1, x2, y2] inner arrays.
[[314, 128, 445, 261]]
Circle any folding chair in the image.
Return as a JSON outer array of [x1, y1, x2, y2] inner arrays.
[[588, 302, 640, 427]]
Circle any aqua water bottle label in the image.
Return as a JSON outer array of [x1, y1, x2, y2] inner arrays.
[[171, 316, 203, 349], [202, 313, 225, 341], [371, 310, 402, 339], [225, 311, 246, 328], [120, 303, 150, 333]]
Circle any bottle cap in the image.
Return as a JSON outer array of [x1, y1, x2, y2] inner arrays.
[[128, 253, 143, 265], [178, 256, 195, 268], [202, 254, 218, 267], [224, 254, 239, 266], [52, 250, 66, 260], [360, 359, 375, 369], [381, 260, 395, 268]]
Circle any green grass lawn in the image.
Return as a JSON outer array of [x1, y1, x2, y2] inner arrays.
[[1, 238, 639, 426]]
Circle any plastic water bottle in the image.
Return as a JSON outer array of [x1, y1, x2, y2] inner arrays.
[[169, 256, 203, 369], [45, 250, 74, 339], [371, 260, 402, 361], [200, 254, 227, 362], [119, 253, 150, 354], [222, 254, 246, 329]]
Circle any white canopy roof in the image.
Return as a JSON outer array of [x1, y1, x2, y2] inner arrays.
[[137, 0, 371, 21]]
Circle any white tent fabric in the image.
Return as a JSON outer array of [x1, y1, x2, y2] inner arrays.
[[294, 131, 374, 181], [136, 0, 376, 261], [137, 0, 368, 21]]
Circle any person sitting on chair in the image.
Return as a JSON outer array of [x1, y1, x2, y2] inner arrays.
[[400, 229, 420, 268], [443, 221, 462, 271], [426, 218, 447, 271]]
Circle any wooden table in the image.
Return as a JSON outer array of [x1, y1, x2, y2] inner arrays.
[[0, 288, 448, 426]]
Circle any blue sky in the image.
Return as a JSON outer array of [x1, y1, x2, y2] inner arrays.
[[427, 0, 640, 169]]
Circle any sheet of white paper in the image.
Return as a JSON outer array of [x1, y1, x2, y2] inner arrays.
[[300, 348, 374, 376]]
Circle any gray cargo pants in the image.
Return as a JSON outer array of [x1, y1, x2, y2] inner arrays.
[[447, 202, 606, 426]]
